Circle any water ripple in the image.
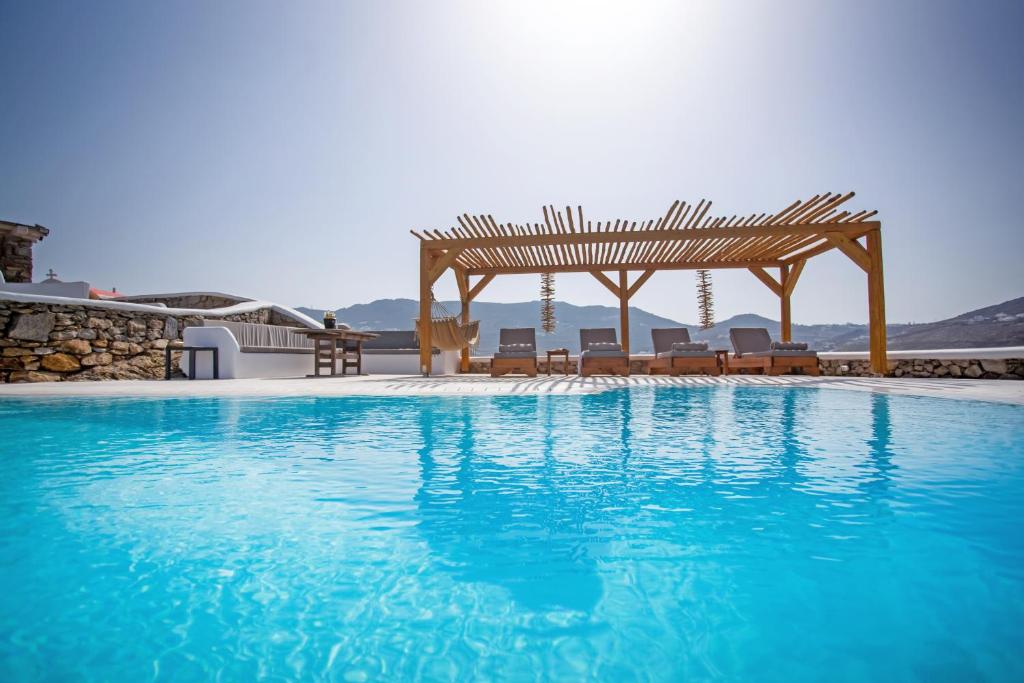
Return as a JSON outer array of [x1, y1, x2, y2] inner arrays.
[[0, 387, 1022, 681]]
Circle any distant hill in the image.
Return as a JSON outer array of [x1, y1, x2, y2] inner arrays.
[[298, 296, 1024, 353], [885, 296, 1024, 350]]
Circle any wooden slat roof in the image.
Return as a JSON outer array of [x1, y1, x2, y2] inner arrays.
[[411, 192, 879, 275]]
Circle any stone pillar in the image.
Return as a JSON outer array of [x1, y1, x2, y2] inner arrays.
[[0, 234, 36, 282]]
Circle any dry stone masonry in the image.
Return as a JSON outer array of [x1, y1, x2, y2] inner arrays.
[[0, 232, 38, 283], [0, 300, 272, 382], [819, 357, 1023, 380]]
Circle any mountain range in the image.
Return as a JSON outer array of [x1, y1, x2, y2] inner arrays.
[[298, 296, 1024, 353]]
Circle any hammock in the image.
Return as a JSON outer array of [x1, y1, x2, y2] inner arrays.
[[415, 298, 480, 351]]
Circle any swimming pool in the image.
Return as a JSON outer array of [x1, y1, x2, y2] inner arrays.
[[1, 387, 1022, 681]]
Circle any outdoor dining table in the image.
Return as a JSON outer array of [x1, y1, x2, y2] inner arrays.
[[290, 328, 379, 377]]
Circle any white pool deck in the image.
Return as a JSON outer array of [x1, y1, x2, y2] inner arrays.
[[1, 374, 1022, 405]]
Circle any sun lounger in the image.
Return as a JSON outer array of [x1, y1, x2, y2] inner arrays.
[[579, 328, 630, 377], [491, 328, 538, 377], [728, 327, 819, 376], [647, 328, 720, 376]]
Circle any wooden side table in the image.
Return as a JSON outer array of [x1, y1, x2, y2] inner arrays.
[[546, 348, 570, 375], [714, 349, 730, 375]]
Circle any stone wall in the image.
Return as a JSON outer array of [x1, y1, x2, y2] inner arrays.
[[116, 294, 304, 326], [1, 300, 276, 383], [467, 358, 580, 374], [819, 357, 1024, 380], [120, 293, 248, 309], [467, 357, 652, 374], [0, 233, 35, 283], [466, 356, 1024, 379]]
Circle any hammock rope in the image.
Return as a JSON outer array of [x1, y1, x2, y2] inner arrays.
[[414, 295, 480, 351]]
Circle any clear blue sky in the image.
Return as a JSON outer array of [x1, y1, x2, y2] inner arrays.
[[2, 0, 1021, 324]]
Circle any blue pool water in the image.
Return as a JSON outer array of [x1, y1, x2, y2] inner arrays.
[[1, 387, 1022, 681]]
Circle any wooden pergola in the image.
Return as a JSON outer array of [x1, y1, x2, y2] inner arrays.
[[412, 192, 887, 375]]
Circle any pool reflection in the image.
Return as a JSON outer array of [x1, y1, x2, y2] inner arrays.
[[414, 395, 606, 612], [410, 387, 903, 612]]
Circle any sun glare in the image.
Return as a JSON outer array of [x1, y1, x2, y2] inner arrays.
[[473, 1, 723, 85]]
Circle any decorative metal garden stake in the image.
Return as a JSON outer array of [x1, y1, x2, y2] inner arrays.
[[697, 269, 714, 329], [540, 272, 556, 333]]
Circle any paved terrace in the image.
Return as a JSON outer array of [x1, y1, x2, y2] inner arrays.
[[1, 374, 1022, 405]]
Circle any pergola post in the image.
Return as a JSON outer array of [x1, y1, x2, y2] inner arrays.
[[779, 263, 792, 342], [455, 269, 470, 373], [618, 270, 630, 353], [418, 247, 432, 376], [866, 229, 887, 375], [447, 270, 496, 374]]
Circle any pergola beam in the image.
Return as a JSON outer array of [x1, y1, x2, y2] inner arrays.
[[454, 266, 469, 300], [470, 260, 784, 276], [751, 260, 807, 341], [627, 269, 657, 298], [428, 248, 464, 284], [780, 227, 874, 265], [825, 233, 871, 273], [422, 220, 880, 251], [467, 274, 495, 301], [590, 270, 621, 298], [748, 267, 782, 296], [783, 259, 806, 298]]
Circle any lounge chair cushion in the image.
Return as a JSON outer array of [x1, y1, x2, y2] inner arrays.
[[651, 328, 692, 354], [493, 351, 537, 359], [499, 328, 537, 348], [588, 342, 622, 352], [581, 349, 627, 358], [729, 327, 773, 356], [657, 350, 716, 359], [499, 343, 535, 353], [744, 349, 818, 358], [579, 328, 619, 353], [771, 341, 808, 351], [671, 341, 708, 352]]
